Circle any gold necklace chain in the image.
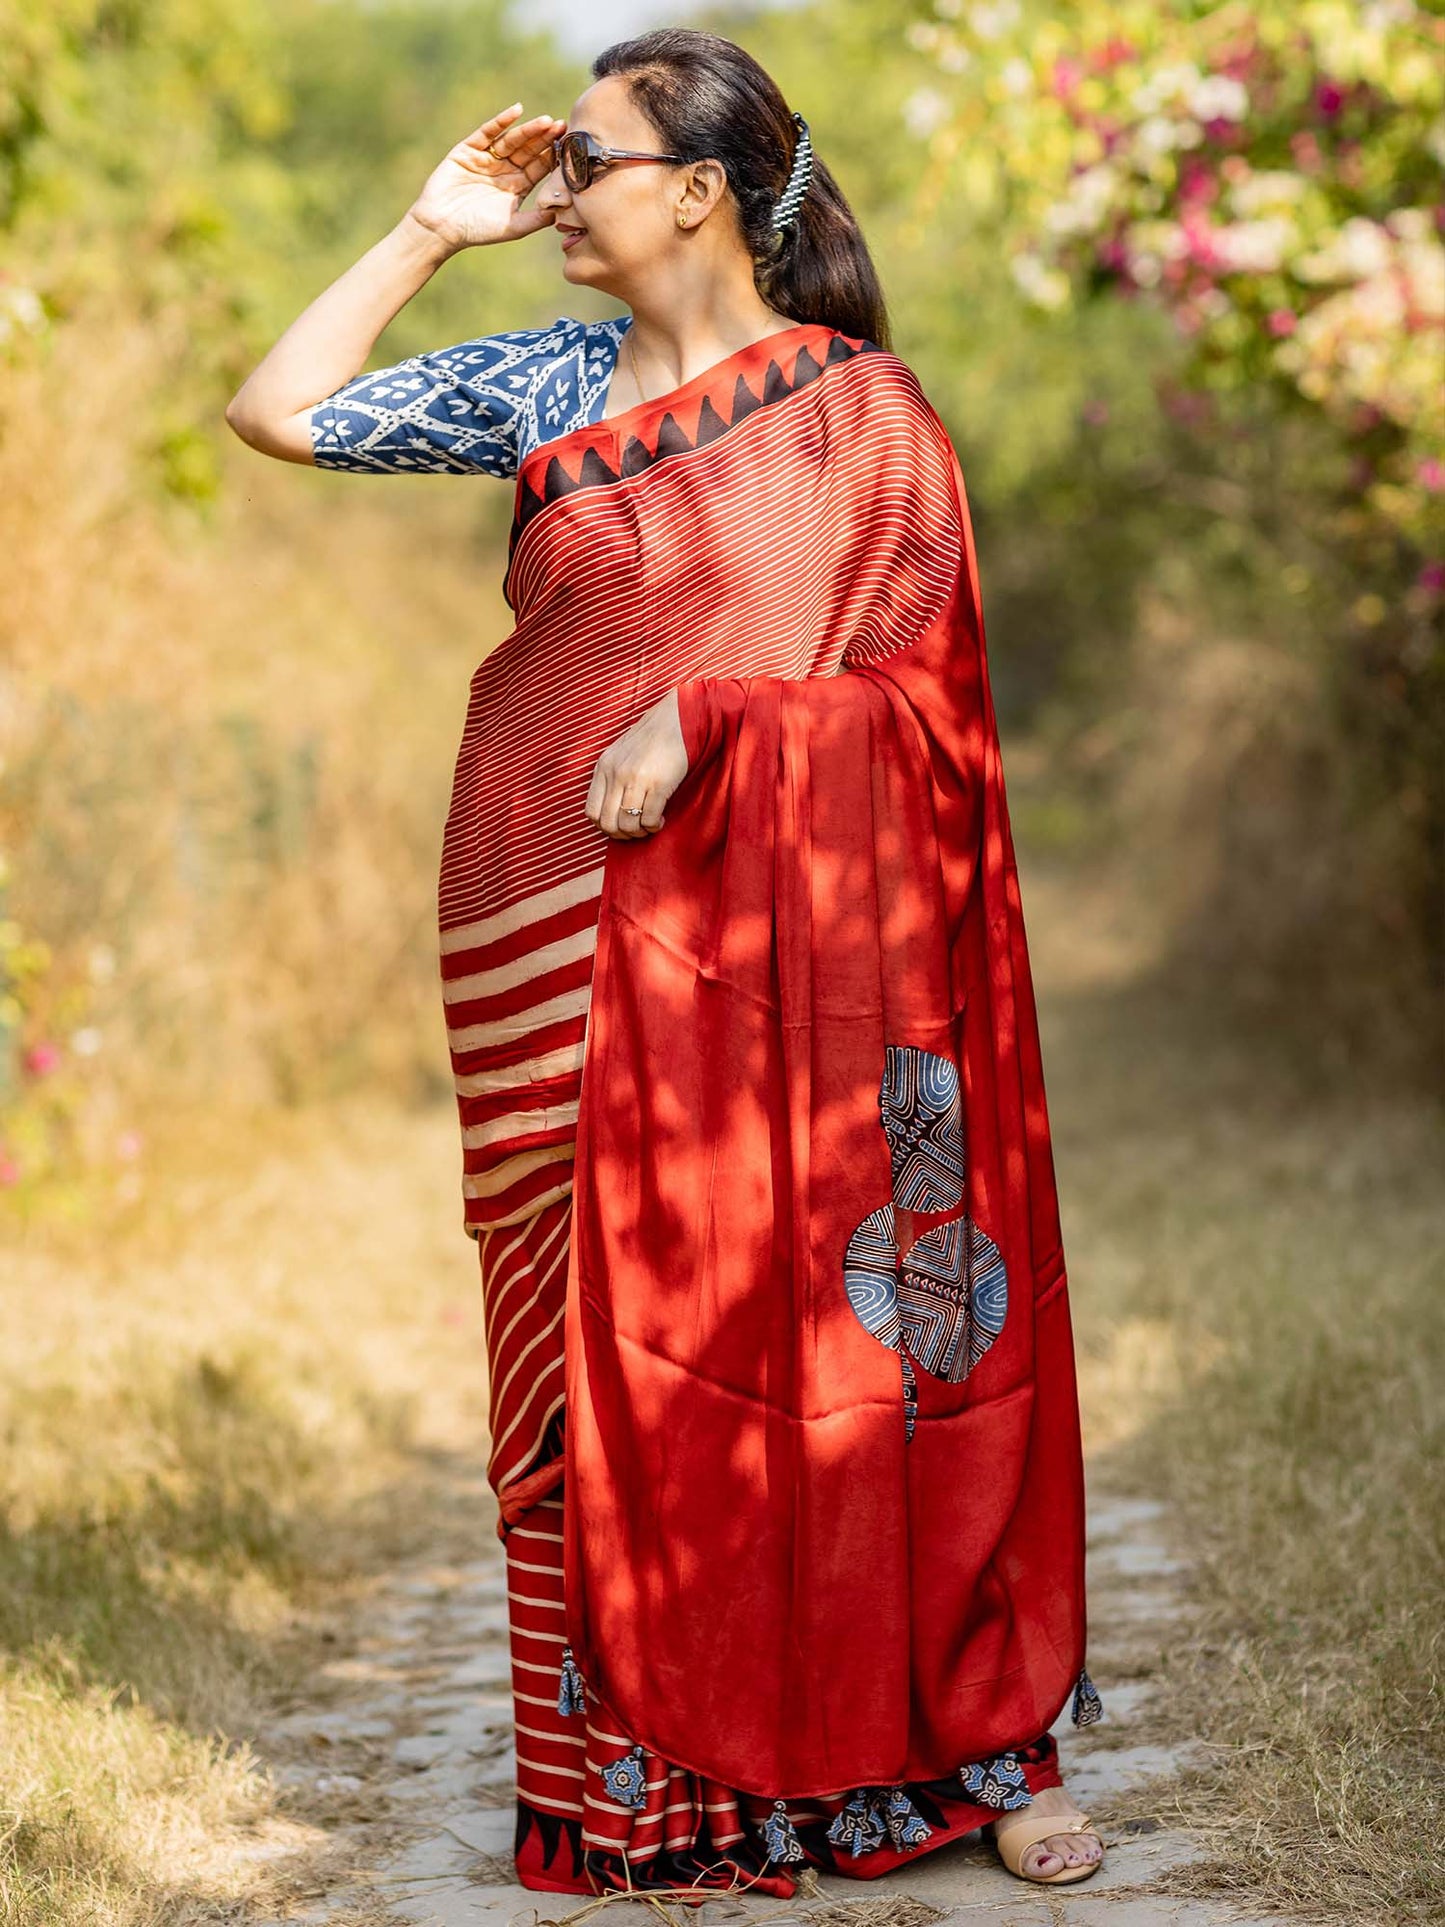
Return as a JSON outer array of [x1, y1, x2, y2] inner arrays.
[[626, 325, 648, 405]]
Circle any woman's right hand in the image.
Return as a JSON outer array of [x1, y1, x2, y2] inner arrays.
[[405, 102, 567, 253]]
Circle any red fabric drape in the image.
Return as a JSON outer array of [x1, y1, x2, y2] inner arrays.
[[561, 373, 1086, 1798]]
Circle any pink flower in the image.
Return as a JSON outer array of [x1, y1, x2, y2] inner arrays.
[[1180, 208, 1223, 269], [1417, 458, 1445, 493], [1093, 116, 1125, 156], [1096, 37, 1136, 71], [116, 1129, 144, 1161], [1098, 236, 1131, 276], [1179, 159, 1218, 207], [1082, 399, 1110, 426], [1216, 40, 1262, 82], [0, 1152, 19, 1187], [1416, 561, 1445, 594], [1051, 57, 1082, 100], [1266, 308, 1297, 337], [1314, 80, 1345, 118], [23, 1041, 62, 1076], [1290, 130, 1323, 172]]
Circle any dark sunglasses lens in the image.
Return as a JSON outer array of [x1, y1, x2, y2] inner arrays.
[[560, 135, 590, 190]]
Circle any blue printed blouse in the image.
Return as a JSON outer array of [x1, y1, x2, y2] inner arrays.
[[308, 313, 633, 479]]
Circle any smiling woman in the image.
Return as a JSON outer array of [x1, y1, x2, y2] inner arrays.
[[223, 24, 1105, 1904]]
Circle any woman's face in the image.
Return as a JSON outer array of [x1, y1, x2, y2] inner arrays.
[[538, 76, 710, 294]]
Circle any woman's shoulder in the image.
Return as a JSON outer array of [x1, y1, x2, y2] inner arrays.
[[482, 315, 627, 459], [465, 312, 627, 370], [414, 313, 624, 388]]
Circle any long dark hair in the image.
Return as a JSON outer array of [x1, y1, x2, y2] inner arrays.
[[591, 29, 892, 351]]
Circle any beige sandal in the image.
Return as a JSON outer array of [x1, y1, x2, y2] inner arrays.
[[991, 1807, 1104, 1886]]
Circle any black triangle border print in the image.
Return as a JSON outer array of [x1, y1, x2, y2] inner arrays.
[[506, 331, 881, 574]]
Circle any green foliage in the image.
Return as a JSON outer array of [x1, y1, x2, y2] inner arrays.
[[0, 0, 590, 441]]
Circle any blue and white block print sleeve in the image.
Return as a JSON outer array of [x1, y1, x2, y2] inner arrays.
[[308, 324, 563, 477]]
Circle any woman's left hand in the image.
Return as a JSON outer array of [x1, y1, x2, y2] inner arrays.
[[584, 689, 689, 839]]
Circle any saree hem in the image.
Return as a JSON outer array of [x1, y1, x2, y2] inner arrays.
[[511, 1733, 1065, 1898]]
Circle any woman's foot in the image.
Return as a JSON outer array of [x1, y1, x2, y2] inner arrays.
[[992, 1782, 1104, 1881]]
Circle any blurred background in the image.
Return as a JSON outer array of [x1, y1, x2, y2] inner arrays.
[[1, 2, 1440, 1923]]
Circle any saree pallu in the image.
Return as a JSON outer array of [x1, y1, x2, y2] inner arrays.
[[442, 321, 1089, 1895]]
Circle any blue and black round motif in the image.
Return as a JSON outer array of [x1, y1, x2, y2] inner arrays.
[[842, 1045, 1009, 1438]]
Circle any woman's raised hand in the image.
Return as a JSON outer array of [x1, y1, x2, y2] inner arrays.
[[406, 103, 567, 253]]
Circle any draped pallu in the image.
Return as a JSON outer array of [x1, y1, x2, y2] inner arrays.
[[553, 333, 1087, 1798]]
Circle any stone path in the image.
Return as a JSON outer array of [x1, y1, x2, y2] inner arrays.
[[260, 1482, 1291, 1927]]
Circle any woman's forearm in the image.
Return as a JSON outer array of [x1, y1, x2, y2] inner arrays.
[[225, 214, 459, 463]]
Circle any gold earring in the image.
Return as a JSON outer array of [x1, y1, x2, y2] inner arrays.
[[676, 212, 687, 227]]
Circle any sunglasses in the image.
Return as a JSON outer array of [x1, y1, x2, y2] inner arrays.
[[551, 130, 686, 193]]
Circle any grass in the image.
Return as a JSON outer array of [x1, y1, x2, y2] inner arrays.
[[1019, 836, 1445, 1927], [0, 1098, 485, 1924]]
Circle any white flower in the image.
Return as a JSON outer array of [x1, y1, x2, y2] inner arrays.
[[1009, 251, 1071, 309], [1130, 63, 1202, 115], [70, 1027, 103, 1056], [969, 0, 1021, 41], [1135, 116, 1180, 157], [1000, 57, 1033, 97], [0, 284, 45, 345], [1190, 75, 1249, 122], [1212, 216, 1299, 274], [1042, 163, 1121, 238], [902, 86, 951, 139], [1297, 217, 1393, 284], [1385, 206, 1433, 244], [1229, 170, 1308, 215]]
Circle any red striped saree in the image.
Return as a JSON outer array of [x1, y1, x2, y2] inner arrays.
[[442, 320, 1091, 1897]]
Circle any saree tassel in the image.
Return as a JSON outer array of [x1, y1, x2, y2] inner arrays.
[[880, 1787, 934, 1850], [600, 1743, 649, 1810], [901, 1351, 918, 1444], [1071, 1665, 1104, 1727], [760, 1799, 807, 1865], [825, 1788, 888, 1858], [958, 1750, 1033, 1811], [556, 1643, 587, 1717], [824, 1785, 933, 1858]]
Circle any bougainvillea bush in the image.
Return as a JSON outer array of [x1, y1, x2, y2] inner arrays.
[[904, 0, 1444, 1058]]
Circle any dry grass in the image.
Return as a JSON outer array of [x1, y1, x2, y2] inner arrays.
[[0, 299, 514, 1923], [0, 1097, 485, 1924], [1020, 846, 1445, 1926], [0, 305, 512, 1163]]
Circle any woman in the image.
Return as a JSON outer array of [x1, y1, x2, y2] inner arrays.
[[227, 26, 1105, 1903]]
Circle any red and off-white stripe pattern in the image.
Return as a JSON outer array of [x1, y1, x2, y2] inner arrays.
[[437, 330, 963, 1243], [462, 334, 1068, 1885], [504, 1494, 799, 1855]]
